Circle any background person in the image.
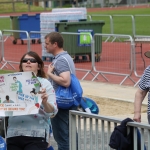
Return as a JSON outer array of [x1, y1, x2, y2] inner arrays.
[[133, 52, 150, 123], [45, 32, 77, 150]]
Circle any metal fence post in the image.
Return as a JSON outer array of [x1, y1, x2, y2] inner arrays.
[[92, 33, 135, 85], [28, 0, 31, 12], [61, 32, 94, 80], [1, 30, 30, 70], [69, 110, 150, 150], [112, 15, 135, 39], [12, 0, 15, 12], [69, 111, 77, 150], [0, 30, 3, 64], [90, 15, 114, 42]]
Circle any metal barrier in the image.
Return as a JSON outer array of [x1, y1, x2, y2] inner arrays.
[[132, 35, 150, 87], [29, 31, 141, 86], [69, 110, 121, 150], [0, 30, 3, 69], [1, 29, 147, 86], [112, 15, 135, 38], [90, 15, 113, 42], [90, 15, 135, 42], [92, 33, 135, 85], [87, 15, 92, 21], [61, 32, 95, 80], [69, 110, 150, 150], [0, 30, 30, 70], [86, 14, 150, 41], [29, 31, 96, 80], [133, 35, 150, 77], [0, 16, 12, 42], [28, 31, 43, 55], [29, 31, 53, 67]]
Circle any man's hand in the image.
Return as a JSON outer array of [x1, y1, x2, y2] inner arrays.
[[133, 88, 148, 123], [47, 63, 55, 75], [47, 63, 71, 87]]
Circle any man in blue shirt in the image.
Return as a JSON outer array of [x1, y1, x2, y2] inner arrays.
[[45, 32, 76, 150]]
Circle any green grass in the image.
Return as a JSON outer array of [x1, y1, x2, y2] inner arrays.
[[0, 4, 150, 36], [0, 70, 14, 74], [88, 8, 150, 36], [0, 0, 51, 14], [0, 1, 51, 30], [0, 18, 11, 30]]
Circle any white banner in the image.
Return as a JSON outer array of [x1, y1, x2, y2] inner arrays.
[[0, 72, 42, 116]]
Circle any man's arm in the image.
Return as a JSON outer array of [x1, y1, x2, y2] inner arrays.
[[133, 88, 148, 122], [47, 64, 71, 87]]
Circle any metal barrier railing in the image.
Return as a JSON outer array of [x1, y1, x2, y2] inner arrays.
[[112, 15, 135, 38], [1, 29, 148, 87], [29, 31, 53, 66], [0, 30, 3, 68], [132, 35, 150, 87], [61, 32, 95, 80], [86, 14, 150, 41], [0, 30, 30, 70], [29, 31, 96, 80], [133, 35, 150, 77], [0, 16, 12, 42], [90, 15, 135, 42], [90, 15, 113, 42], [87, 15, 92, 21], [69, 110, 122, 150], [92, 33, 135, 85], [69, 110, 150, 150], [2, 30, 139, 86]]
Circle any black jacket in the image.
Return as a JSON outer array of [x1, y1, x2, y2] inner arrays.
[[109, 118, 146, 150]]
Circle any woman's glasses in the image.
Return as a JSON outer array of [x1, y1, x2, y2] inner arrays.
[[22, 58, 37, 63]]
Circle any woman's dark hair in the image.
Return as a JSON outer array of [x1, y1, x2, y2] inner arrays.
[[19, 51, 47, 78]]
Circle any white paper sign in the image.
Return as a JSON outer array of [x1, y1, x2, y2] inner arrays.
[[0, 72, 42, 116]]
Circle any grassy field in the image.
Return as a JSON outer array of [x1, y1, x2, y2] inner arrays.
[[0, 5, 150, 36], [0, 0, 51, 13], [88, 8, 150, 35]]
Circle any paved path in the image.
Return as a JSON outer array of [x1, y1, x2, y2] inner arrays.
[[81, 80, 148, 105], [81, 80, 148, 123]]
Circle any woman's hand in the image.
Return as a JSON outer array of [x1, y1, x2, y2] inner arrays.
[[40, 88, 55, 113], [41, 88, 48, 104]]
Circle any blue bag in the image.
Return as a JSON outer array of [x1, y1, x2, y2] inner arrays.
[[80, 97, 99, 114], [55, 56, 83, 109], [0, 136, 6, 150]]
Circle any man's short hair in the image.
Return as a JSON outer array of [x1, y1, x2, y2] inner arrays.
[[45, 32, 63, 48]]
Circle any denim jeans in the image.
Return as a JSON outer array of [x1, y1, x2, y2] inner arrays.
[[51, 107, 77, 150]]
